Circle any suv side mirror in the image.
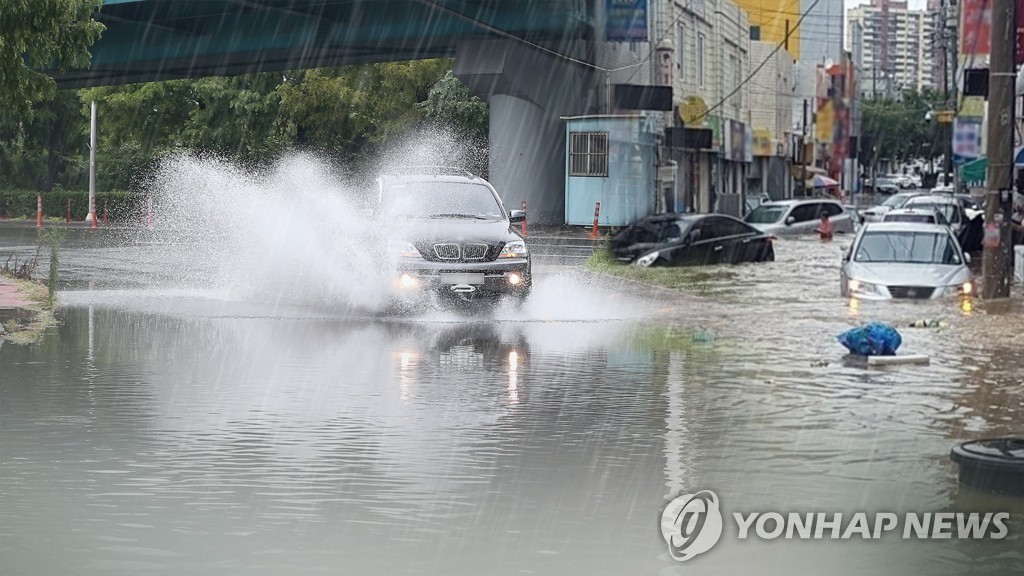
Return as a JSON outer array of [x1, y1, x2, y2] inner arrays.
[[964, 253, 972, 264], [509, 209, 526, 223], [785, 216, 796, 226]]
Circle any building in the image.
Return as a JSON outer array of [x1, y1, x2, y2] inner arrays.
[[747, 40, 795, 199], [847, 0, 941, 97]]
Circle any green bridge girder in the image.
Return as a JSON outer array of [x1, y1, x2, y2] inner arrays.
[[55, 0, 595, 88]]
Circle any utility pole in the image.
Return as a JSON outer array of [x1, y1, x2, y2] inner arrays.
[[800, 99, 809, 197], [981, 0, 1016, 299], [87, 101, 97, 226]]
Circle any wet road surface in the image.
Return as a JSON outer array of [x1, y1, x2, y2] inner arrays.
[[1, 226, 1023, 576]]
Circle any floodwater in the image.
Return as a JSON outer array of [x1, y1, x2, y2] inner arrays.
[[1, 224, 1023, 576]]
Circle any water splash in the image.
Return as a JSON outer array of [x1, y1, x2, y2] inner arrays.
[[128, 152, 391, 311]]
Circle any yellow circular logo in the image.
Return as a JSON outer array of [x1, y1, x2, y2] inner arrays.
[[678, 96, 708, 127]]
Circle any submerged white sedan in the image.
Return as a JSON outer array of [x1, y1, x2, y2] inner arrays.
[[840, 222, 974, 300]]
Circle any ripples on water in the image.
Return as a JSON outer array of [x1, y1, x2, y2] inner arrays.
[[1, 221, 1023, 574]]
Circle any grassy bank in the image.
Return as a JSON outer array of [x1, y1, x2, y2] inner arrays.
[[0, 276, 56, 345], [583, 247, 738, 300]]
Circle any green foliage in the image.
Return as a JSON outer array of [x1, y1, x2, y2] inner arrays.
[[860, 89, 947, 167], [418, 70, 489, 143], [38, 227, 67, 306], [0, 0, 104, 122], [1, 59, 483, 189]]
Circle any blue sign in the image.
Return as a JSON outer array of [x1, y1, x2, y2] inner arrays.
[[606, 0, 648, 42]]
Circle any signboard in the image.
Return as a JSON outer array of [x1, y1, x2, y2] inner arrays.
[[727, 120, 747, 162], [960, 96, 985, 119], [815, 101, 834, 142], [709, 115, 723, 150], [678, 96, 708, 126], [612, 84, 672, 110], [953, 119, 983, 164], [1018, 0, 1024, 64], [743, 126, 754, 163], [961, 0, 992, 55], [606, 0, 648, 42], [752, 129, 772, 157], [657, 47, 673, 86]]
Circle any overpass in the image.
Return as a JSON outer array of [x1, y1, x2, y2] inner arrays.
[[53, 1, 645, 224], [55, 0, 596, 88]]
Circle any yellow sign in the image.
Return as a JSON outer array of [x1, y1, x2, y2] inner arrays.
[[678, 96, 709, 127], [960, 96, 985, 119], [936, 110, 955, 124], [752, 129, 772, 156], [815, 101, 834, 142]]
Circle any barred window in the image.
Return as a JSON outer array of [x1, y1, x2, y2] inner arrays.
[[568, 132, 609, 177]]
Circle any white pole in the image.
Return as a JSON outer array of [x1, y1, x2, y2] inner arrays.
[[87, 101, 97, 224]]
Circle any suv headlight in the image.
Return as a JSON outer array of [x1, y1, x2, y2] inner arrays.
[[498, 240, 528, 259], [634, 251, 659, 267], [848, 278, 882, 295], [389, 240, 422, 260]]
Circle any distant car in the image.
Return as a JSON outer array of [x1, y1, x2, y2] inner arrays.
[[872, 178, 901, 195], [902, 195, 966, 236], [840, 222, 974, 300], [861, 192, 925, 223], [744, 199, 855, 237], [609, 213, 774, 267], [881, 207, 946, 225]]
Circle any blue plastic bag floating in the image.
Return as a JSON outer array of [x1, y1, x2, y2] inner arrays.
[[836, 322, 902, 357]]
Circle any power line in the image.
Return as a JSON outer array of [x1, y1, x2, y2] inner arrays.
[[693, 0, 823, 125]]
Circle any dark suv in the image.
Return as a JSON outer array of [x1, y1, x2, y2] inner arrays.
[[375, 168, 531, 304]]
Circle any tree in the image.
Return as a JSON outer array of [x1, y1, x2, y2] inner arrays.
[[859, 88, 946, 172], [418, 70, 489, 143], [0, 1, 105, 122]]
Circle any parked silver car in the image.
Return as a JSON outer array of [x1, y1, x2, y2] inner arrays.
[[860, 192, 924, 222], [744, 199, 854, 236], [840, 222, 974, 300], [902, 195, 965, 236], [881, 207, 946, 225]]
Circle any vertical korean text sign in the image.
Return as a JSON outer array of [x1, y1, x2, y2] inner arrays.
[[606, 0, 649, 42]]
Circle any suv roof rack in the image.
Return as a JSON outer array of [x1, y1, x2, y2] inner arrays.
[[379, 165, 476, 179]]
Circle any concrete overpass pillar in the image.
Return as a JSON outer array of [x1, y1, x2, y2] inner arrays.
[[455, 39, 597, 225]]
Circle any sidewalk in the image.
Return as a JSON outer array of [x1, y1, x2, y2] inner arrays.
[[0, 278, 33, 309]]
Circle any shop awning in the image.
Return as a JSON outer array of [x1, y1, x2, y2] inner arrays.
[[959, 157, 987, 186]]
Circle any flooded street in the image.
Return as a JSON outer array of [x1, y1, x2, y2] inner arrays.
[[1, 226, 1023, 575]]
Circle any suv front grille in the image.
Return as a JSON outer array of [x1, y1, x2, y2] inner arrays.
[[462, 243, 488, 260], [888, 286, 934, 299], [433, 243, 461, 260], [425, 243, 497, 262]]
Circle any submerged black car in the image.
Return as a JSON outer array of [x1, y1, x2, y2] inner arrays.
[[609, 213, 775, 266], [375, 169, 531, 303]]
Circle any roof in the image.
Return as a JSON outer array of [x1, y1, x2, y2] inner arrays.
[[760, 198, 840, 207], [861, 222, 953, 233], [904, 195, 958, 205], [885, 208, 939, 215]]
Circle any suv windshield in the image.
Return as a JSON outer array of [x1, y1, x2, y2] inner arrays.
[[381, 181, 505, 220], [745, 205, 786, 224], [854, 231, 962, 264]]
